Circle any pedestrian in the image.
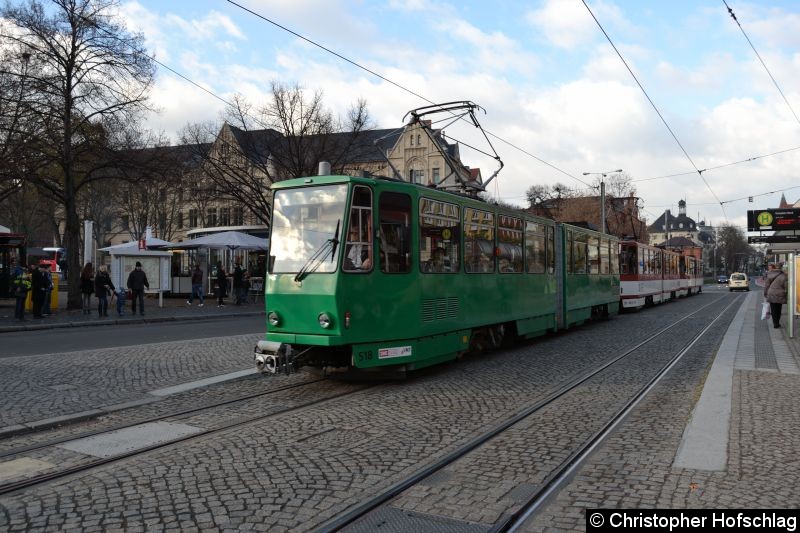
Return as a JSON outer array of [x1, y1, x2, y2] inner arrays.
[[94, 265, 115, 318], [29, 263, 46, 318], [232, 260, 245, 305], [127, 261, 149, 316], [41, 264, 54, 316], [764, 262, 788, 329], [12, 266, 30, 321], [80, 262, 94, 314], [215, 261, 227, 307], [187, 264, 204, 307]]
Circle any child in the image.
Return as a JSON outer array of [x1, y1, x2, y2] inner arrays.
[[116, 287, 127, 316]]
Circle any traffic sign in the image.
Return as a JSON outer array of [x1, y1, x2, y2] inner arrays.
[[747, 209, 800, 231]]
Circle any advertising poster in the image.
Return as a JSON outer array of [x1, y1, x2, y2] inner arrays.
[[122, 256, 161, 290], [796, 257, 800, 316]]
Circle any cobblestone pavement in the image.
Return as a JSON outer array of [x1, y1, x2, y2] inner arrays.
[[0, 293, 732, 532], [525, 292, 800, 532], [364, 294, 739, 528], [0, 371, 317, 454], [0, 334, 259, 428]]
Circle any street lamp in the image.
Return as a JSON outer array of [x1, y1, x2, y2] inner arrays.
[[582, 169, 623, 234]]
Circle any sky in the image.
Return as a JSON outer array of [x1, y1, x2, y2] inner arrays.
[[114, 0, 800, 231]]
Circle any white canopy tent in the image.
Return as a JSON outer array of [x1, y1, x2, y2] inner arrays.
[[98, 237, 177, 252], [169, 231, 268, 251]]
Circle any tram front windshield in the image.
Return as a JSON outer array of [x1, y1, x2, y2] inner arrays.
[[271, 184, 347, 273]]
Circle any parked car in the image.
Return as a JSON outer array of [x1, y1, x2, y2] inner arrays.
[[728, 272, 749, 291], [717, 275, 728, 284]]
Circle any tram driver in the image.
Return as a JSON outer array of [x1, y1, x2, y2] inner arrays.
[[345, 223, 372, 271]]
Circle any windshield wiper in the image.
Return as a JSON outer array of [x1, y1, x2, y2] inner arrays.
[[330, 219, 340, 261], [294, 220, 340, 283]]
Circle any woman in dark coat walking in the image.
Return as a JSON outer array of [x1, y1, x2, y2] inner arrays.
[[764, 263, 788, 329], [94, 265, 115, 317], [80, 262, 94, 314], [215, 262, 228, 307]]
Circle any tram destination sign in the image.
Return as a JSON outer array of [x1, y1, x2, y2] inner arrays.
[[748, 235, 800, 244], [747, 208, 800, 231]]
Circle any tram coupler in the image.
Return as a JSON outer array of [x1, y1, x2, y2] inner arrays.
[[254, 341, 297, 375]]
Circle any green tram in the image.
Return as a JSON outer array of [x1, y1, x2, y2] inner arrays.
[[255, 174, 620, 375]]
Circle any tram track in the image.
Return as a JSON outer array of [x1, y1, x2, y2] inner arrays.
[[0, 377, 373, 497], [0, 376, 327, 459], [315, 293, 741, 532]]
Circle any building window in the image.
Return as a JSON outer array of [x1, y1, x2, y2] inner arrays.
[[410, 135, 414, 146], [188, 209, 198, 228], [207, 208, 217, 227], [233, 207, 244, 226], [417, 134, 421, 145], [432, 167, 440, 185], [679, 223, 683, 228], [121, 216, 129, 231], [178, 212, 183, 229], [220, 207, 231, 226]]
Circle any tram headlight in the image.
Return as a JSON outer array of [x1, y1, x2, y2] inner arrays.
[[268, 311, 280, 326], [318, 312, 332, 329]]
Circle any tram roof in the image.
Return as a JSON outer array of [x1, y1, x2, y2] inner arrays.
[[271, 174, 559, 226]]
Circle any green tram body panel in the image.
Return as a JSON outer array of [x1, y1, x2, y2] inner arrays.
[[264, 176, 618, 370]]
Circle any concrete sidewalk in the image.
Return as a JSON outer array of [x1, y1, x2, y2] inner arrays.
[[675, 290, 800, 472], [0, 290, 265, 333]]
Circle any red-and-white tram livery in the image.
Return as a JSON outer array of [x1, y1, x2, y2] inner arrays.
[[619, 241, 703, 310]]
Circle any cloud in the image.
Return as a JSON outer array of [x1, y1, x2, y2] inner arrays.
[[526, 0, 631, 50]]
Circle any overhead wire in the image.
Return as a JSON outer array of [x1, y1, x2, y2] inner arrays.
[[107, 1, 797, 215], [723, 0, 800, 127], [225, 0, 595, 190], [580, 0, 727, 220], [634, 144, 800, 182]]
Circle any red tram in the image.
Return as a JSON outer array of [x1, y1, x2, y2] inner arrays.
[[618, 241, 699, 310]]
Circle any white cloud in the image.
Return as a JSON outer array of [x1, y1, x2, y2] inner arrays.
[[164, 11, 245, 41], [526, 0, 631, 50]]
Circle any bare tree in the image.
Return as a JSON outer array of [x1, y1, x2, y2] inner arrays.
[[182, 83, 372, 228], [0, 0, 156, 308]]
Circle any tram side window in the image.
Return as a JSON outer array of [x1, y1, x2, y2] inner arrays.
[[498, 215, 523, 273], [620, 244, 636, 275], [379, 192, 411, 273], [464, 208, 495, 273], [419, 198, 460, 273], [610, 241, 620, 274], [588, 236, 600, 274], [343, 186, 373, 273], [572, 233, 588, 274], [525, 222, 546, 274], [600, 239, 609, 274], [546, 226, 555, 274]]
